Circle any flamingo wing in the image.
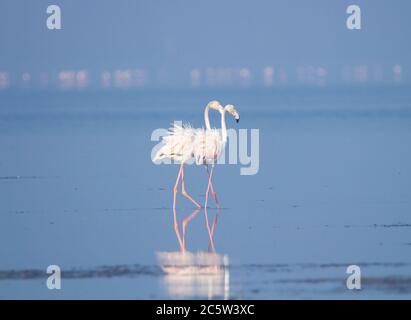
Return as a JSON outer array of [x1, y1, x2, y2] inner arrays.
[[154, 123, 195, 162]]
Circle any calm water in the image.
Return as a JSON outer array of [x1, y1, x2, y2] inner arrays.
[[0, 87, 410, 299]]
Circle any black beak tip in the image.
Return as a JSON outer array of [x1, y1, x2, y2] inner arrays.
[[236, 118, 240, 123]]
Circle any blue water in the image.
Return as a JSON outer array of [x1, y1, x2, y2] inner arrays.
[[0, 87, 411, 299]]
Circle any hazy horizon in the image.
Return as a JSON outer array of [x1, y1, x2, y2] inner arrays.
[[0, 0, 410, 89]]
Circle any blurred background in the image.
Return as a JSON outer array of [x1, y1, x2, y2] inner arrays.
[[0, 0, 410, 90]]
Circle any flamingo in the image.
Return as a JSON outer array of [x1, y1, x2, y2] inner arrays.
[[154, 100, 240, 210], [154, 100, 239, 251]]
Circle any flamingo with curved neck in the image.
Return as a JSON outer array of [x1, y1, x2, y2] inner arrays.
[[204, 100, 228, 143], [202, 101, 226, 209], [201, 101, 239, 211]]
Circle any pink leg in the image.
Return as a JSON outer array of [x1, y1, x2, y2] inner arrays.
[[173, 163, 183, 210], [204, 166, 216, 252], [205, 165, 220, 209], [181, 164, 201, 208], [173, 163, 184, 251], [182, 208, 200, 250]]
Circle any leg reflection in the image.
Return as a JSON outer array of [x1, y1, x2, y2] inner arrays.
[[159, 206, 229, 299], [204, 206, 216, 252], [173, 205, 184, 252], [208, 206, 221, 252], [182, 208, 200, 250]]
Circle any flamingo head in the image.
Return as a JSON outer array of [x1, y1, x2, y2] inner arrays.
[[207, 100, 223, 111], [224, 104, 240, 123]]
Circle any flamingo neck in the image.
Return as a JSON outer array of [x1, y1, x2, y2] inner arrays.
[[220, 109, 227, 144], [205, 104, 227, 143], [204, 105, 211, 129]]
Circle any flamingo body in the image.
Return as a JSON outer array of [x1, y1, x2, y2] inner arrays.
[[154, 124, 224, 166]]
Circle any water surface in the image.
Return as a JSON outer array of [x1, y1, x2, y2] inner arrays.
[[0, 88, 410, 299]]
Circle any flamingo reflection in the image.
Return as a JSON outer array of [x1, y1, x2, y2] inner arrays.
[[173, 205, 219, 252], [157, 205, 229, 299]]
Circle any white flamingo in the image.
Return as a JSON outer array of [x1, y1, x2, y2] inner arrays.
[[154, 100, 240, 211]]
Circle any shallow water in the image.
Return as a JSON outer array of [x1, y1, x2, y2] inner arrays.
[[0, 88, 410, 299]]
